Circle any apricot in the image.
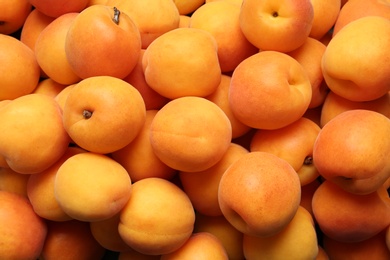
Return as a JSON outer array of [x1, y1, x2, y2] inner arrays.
[[243, 206, 319, 260], [34, 12, 81, 85], [142, 27, 221, 99], [27, 146, 86, 222], [160, 232, 229, 259], [19, 8, 55, 78], [287, 37, 328, 108], [0, 167, 30, 197], [312, 180, 390, 243], [205, 74, 252, 139], [0, 94, 70, 174], [65, 5, 142, 79], [173, 0, 205, 15], [62, 76, 146, 154], [32, 78, 67, 98], [0, 191, 47, 259], [118, 177, 195, 255], [313, 109, 390, 195], [149, 96, 232, 172], [0, 34, 40, 100], [189, 1, 258, 73], [239, 0, 314, 52], [123, 49, 170, 111], [333, 0, 390, 36], [54, 83, 75, 112], [250, 117, 321, 186], [34, 13, 80, 85], [179, 143, 249, 216], [229, 51, 312, 130], [89, 213, 132, 252], [194, 213, 245, 260], [20, 8, 55, 52], [178, 14, 191, 28], [0, 0, 32, 35], [322, 16, 390, 102], [54, 152, 132, 222], [309, 0, 341, 40], [320, 91, 390, 127], [28, 0, 89, 18], [40, 220, 106, 260], [323, 230, 390, 260], [111, 110, 176, 183], [218, 151, 301, 237]]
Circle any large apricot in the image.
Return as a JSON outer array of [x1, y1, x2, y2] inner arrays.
[[229, 51, 312, 130], [150, 96, 232, 172], [0, 94, 70, 174], [218, 151, 301, 237], [142, 27, 221, 99], [313, 109, 390, 195]]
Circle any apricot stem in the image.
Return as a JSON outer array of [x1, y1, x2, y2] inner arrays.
[[83, 110, 93, 119], [304, 156, 313, 165], [112, 7, 120, 24]]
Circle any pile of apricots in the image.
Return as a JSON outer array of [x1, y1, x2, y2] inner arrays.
[[0, 0, 390, 259]]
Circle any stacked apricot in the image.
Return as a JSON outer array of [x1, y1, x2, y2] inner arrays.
[[0, 0, 390, 259]]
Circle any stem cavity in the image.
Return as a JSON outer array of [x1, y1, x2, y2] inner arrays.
[[304, 156, 313, 165], [83, 110, 93, 119]]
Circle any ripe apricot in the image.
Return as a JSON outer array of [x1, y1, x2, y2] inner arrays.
[[150, 96, 232, 172], [0, 94, 70, 174], [34, 12, 81, 85], [160, 232, 229, 259], [229, 51, 312, 130], [180, 143, 249, 217], [65, 5, 142, 79], [142, 27, 221, 99], [118, 177, 195, 255], [189, 1, 258, 73], [218, 151, 301, 237], [54, 152, 132, 222], [111, 110, 176, 182], [239, 0, 314, 52], [62, 76, 146, 154], [0, 34, 40, 100], [313, 109, 390, 195]]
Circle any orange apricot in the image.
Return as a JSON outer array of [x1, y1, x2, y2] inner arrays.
[[111, 110, 177, 183], [189, 1, 258, 73], [0, 34, 40, 100], [218, 151, 301, 237], [54, 152, 132, 222], [142, 27, 221, 99], [62, 76, 146, 154], [150, 96, 232, 172], [229, 51, 312, 130], [118, 177, 195, 255]]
